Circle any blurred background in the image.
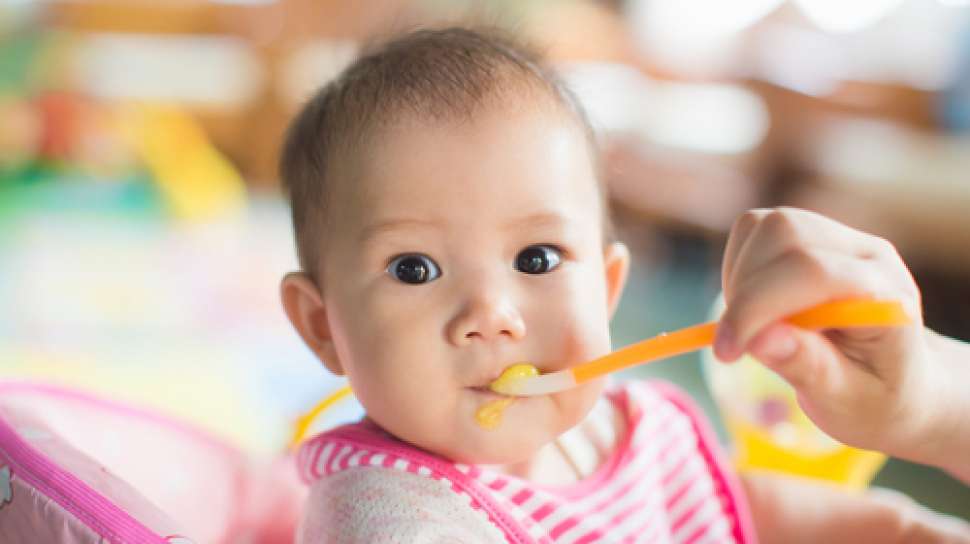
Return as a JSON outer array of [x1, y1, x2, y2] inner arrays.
[[1, 0, 968, 521]]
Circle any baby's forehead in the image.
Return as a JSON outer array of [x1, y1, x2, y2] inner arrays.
[[341, 106, 599, 203]]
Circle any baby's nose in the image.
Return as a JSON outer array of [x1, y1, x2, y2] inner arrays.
[[447, 297, 526, 346]]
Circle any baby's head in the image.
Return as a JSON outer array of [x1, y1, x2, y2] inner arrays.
[[280, 27, 629, 464]]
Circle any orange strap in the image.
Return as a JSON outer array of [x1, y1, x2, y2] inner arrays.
[[289, 385, 353, 449]]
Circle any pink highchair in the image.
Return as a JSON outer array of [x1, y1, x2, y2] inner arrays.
[[0, 381, 307, 543]]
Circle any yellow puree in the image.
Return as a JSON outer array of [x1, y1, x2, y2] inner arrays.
[[474, 363, 539, 430]]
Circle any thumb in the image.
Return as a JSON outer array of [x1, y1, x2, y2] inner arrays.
[[747, 323, 843, 395]]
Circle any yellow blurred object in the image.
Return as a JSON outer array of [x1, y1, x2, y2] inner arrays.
[[703, 297, 895, 490], [706, 350, 886, 490], [290, 384, 353, 450], [728, 414, 887, 491], [716, 349, 889, 490], [119, 103, 246, 219], [0, 347, 260, 453]]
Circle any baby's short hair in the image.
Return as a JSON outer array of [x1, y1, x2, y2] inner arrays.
[[280, 26, 605, 278]]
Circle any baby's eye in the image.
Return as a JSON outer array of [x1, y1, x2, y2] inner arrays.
[[387, 254, 441, 284], [515, 245, 562, 275]]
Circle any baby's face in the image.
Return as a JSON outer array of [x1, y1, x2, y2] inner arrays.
[[316, 105, 627, 464]]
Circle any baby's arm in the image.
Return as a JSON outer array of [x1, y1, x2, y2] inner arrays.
[[741, 471, 970, 543], [715, 208, 970, 483], [298, 467, 505, 543]]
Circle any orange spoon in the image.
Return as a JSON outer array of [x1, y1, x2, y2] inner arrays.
[[489, 299, 910, 396]]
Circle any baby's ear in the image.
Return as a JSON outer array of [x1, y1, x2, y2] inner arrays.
[[280, 272, 345, 375], [603, 241, 630, 320]]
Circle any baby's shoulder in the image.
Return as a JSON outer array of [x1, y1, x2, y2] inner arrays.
[[299, 467, 505, 543]]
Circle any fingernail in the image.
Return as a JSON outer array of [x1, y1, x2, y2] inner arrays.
[[755, 327, 798, 363], [714, 323, 740, 361]]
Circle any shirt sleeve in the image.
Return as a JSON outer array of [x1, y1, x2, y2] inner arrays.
[[297, 466, 508, 544]]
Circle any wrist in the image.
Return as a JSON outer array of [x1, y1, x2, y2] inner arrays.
[[903, 330, 970, 482]]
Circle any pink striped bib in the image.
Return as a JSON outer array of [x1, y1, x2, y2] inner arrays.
[[297, 381, 756, 543]]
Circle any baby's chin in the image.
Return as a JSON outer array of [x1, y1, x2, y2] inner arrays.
[[442, 403, 594, 464], [439, 428, 557, 465], [373, 380, 605, 465]]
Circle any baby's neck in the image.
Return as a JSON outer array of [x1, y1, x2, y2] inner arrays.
[[485, 397, 625, 486]]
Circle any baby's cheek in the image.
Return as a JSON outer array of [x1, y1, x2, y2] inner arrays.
[[552, 312, 611, 367], [555, 275, 613, 358], [356, 333, 457, 417], [573, 378, 607, 418]]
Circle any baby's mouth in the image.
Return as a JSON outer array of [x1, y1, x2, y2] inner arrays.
[[468, 385, 503, 398], [469, 363, 544, 430], [468, 368, 522, 393]]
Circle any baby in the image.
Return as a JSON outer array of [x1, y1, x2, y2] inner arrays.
[[279, 27, 970, 543]]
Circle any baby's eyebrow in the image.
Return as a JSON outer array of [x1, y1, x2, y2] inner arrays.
[[504, 212, 569, 231], [360, 212, 569, 244], [359, 217, 442, 243]]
